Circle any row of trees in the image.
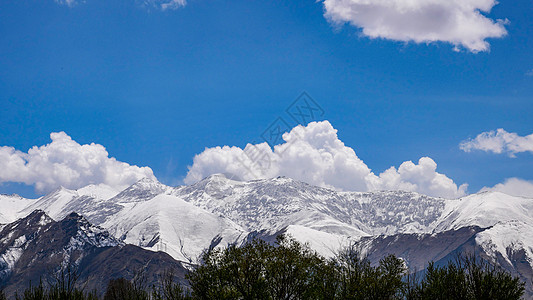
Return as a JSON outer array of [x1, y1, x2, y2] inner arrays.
[[184, 236, 524, 300], [3, 235, 526, 299], [2, 265, 99, 300]]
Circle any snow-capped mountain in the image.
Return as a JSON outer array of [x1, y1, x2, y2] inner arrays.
[[20, 185, 121, 225], [0, 210, 119, 284], [2, 173, 533, 294], [0, 210, 187, 296], [102, 194, 247, 263], [174, 174, 446, 235], [5, 177, 248, 263], [0, 194, 37, 224], [434, 191, 533, 231]]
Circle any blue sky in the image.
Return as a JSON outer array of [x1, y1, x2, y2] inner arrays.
[[0, 0, 532, 198]]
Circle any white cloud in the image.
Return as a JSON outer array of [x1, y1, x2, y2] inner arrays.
[[185, 121, 467, 198], [54, 0, 187, 10], [0, 132, 155, 193], [460, 129, 533, 157], [144, 0, 187, 10], [481, 178, 533, 198], [55, 0, 79, 7], [376, 157, 468, 199], [321, 0, 508, 52]]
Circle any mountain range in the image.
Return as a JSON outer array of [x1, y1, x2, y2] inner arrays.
[[1, 174, 533, 297]]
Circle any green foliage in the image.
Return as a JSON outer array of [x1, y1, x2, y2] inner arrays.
[[103, 278, 148, 300], [335, 248, 406, 299], [104, 268, 150, 300], [13, 266, 98, 300], [15, 281, 46, 300], [419, 254, 525, 300], [187, 236, 525, 300], [152, 269, 190, 300], [263, 236, 329, 300], [187, 235, 334, 300], [187, 239, 269, 299], [5, 239, 526, 300], [188, 235, 407, 300]]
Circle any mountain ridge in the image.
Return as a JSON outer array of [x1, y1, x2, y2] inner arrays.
[[2, 174, 533, 292]]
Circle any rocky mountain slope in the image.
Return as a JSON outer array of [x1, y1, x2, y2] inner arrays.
[[0, 210, 187, 296]]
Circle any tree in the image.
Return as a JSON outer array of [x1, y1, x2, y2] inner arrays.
[[152, 269, 190, 300], [335, 247, 406, 300], [103, 268, 149, 300], [104, 278, 147, 300], [14, 265, 98, 300], [419, 254, 525, 300], [187, 239, 269, 299], [187, 235, 332, 300], [263, 235, 332, 300], [14, 280, 46, 300], [46, 263, 94, 300]]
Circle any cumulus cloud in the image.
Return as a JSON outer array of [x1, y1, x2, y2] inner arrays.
[[460, 129, 533, 157], [376, 157, 468, 199], [321, 0, 508, 52], [185, 121, 467, 198], [0, 132, 155, 193], [481, 178, 533, 198]]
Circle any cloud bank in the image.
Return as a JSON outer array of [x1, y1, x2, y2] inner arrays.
[[0, 132, 155, 193], [460, 129, 533, 157], [481, 178, 533, 198], [185, 121, 467, 198], [321, 0, 508, 52]]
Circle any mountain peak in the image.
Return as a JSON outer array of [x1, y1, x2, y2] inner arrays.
[[41, 186, 77, 198], [64, 211, 84, 220], [51, 185, 75, 194], [136, 176, 161, 184], [204, 173, 243, 182], [128, 177, 167, 190], [76, 184, 120, 200], [110, 177, 170, 203], [22, 209, 51, 224]]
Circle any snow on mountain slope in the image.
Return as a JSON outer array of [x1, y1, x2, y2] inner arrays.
[[475, 220, 533, 266], [102, 194, 246, 263], [343, 190, 447, 235], [0, 210, 120, 282], [76, 184, 120, 200], [169, 174, 455, 256], [21, 187, 80, 220], [19, 178, 167, 225], [20, 187, 121, 225], [5, 174, 533, 267], [110, 177, 172, 203], [8, 178, 247, 262], [284, 225, 352, 257], [433, 192, 533, 232], [0, 194, 38, 224], [175, 174, 446, 236]]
